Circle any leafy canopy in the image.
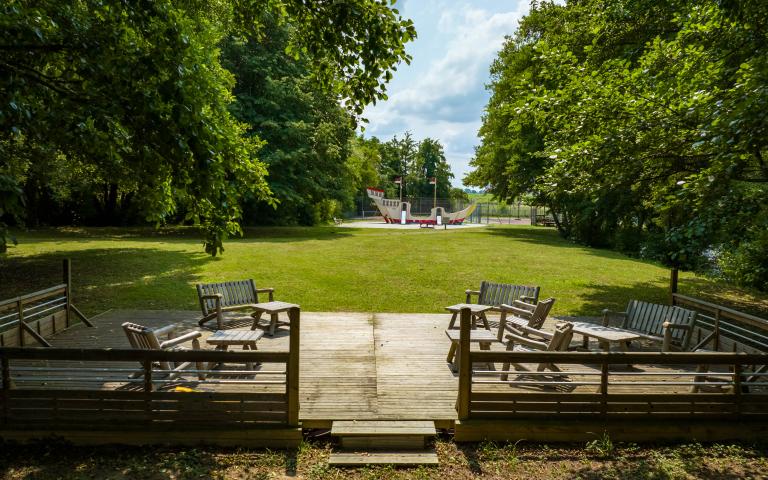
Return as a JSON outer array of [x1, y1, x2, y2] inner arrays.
[[0, 0, 415, 254]]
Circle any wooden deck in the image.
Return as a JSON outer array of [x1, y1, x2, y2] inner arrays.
[[12, 309, 752, 431]]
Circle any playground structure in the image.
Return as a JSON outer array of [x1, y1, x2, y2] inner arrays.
[[366, 188, 477, 226]]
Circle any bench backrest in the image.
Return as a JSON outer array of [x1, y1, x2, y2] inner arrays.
[[527, 298, 555, 330], [625, 300, 697, 342], [122, 322, 163, 350], [478, 281, 540, 307], [548, 322, 574, 351], [196, 280, 258, 316]]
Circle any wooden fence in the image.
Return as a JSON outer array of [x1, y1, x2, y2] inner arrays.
[[672, 293, 768, 353], [0, 259, 92, 347], [0, 344, 301, 446], [452, 308, 768, 442]]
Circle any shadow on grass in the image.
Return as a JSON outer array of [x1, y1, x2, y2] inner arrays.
[[569, 277, 768, 321], [0, 247, 215, 313], [10, 225, 355, 244], [568, 279, 670, 317]]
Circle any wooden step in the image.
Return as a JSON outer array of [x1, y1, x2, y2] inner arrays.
[[328, 450, 439, 466], [331, 420, 437, 450]]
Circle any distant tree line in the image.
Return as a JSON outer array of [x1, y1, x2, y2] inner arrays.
[[467, 0, 768, 291], [0, 0, 416, 255]]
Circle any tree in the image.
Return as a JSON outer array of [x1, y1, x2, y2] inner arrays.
[[378, 132, 418, 198], [222, 20, 356, 226], [0, 0, 416, 254], [468, 0, 768, 289], [413, 138, 453, 198]]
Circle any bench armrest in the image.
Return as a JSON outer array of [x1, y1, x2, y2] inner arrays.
[[602, 309, 627, 327], [152, 324, 179, 338], [256, 287, 275, 302], [201, 293, 223, 311], [505, 331, 548, 350], [519, 295, 537, 304], [160, 330, 202, 349], [662, 321, 693, 352], [465, 289, 480, 303], [500, 303, 533, 319]]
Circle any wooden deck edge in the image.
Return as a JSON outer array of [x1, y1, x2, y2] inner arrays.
[[0, 427, 303, 448], [454, 419, 768, 443]]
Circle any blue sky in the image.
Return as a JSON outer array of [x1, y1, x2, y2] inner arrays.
[[362, 0, 531, 187]]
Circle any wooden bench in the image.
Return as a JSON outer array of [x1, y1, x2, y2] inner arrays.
[[196, 280, 275, 330], [602, 300, 698, 351], [465, 281, 540, 312]]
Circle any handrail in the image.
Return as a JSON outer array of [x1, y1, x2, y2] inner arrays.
[[0, 347, 289, 363], [0, 284, 67, 312], [468, 350, 768, 365], [454, 306, 768, 422], [672, 293, 768, 330]]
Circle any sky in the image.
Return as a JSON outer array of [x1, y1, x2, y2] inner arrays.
[[362, 0, 531, 187]]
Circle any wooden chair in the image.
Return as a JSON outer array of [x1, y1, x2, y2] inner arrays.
[[196, 280, 275, 330], [602, 300, 697, 351], [465, 281, 540, 311], [122, 322, 205, 380], [500, 322, 574, 380], [497, 298, 556, 341]]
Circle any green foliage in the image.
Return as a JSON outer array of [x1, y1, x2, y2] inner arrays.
[[0, 0, 415, 253], [585, 431, 615, 458], [222, 21, 355, 226], [468, 0, 768, 288]]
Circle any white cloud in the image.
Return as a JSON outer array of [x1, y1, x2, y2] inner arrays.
[[363, 2, 527, 186]]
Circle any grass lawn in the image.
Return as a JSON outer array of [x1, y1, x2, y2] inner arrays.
[[1, 438, 766, 479], [2, 225, 767, 318]]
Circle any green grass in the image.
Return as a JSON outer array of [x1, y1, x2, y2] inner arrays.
[[2, 225, 767, 317]]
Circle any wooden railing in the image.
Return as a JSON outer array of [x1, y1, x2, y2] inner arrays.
[[0, 346, 300, 430], [0, 259, 92, 347], [672, 293, 768, 352], [453, 308, 768, 422]]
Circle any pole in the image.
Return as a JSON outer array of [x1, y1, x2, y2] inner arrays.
[[433, 180, 437, 210]]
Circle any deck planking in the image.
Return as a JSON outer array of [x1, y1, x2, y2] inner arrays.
[[8, 310, 740, 428]]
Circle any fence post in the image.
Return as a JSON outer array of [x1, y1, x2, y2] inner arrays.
[[143, 359, 153, 392], [733, 362, 742, 414], [287, 307, 301, 427], [457, 307, 472, 421], [63, 258, 72, 328], [600, 362, 609, 416], [16, 300, 24, 347], [1, 356, 9, 425], [669, 268, 678, 306]]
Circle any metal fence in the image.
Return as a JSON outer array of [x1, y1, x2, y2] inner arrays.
[[348, 196, 553, 225]]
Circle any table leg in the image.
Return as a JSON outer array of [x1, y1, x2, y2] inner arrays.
[[269, 313, 279, 336], [452, 344, 461, 373], [479, 312, 490, 330], [582, 334, 590, 350], [618, 340, 633, 368], [208, 345, 228, 371], [448, 311, 459, 329], [446, 340, 457, 365], [480, 341, 494, 370], [244, 342, 257, 370], [251, 311, 264, 331]]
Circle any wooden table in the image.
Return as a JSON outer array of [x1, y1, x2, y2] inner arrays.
[[206, 329, 264, 370], [251, 301, 300, 336], [445, 329, 499, 372], [446, 303, 493, 330], [570, 321, 642, 352]]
